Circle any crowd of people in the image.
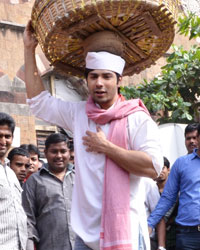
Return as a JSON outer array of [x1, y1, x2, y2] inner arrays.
[[0, 20, 200, 250], [0, 112, 75, 250], [148, 123, 200, 250]]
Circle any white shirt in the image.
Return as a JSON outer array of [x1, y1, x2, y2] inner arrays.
[[0, 159, 27, 250], [143, 178, 160, 240], [143, 178, 160, 218], [28, 91, 163, 250]]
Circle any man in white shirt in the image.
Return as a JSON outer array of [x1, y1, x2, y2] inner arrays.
[[0, 112, 27, 250], [23, 21, 163, 250]]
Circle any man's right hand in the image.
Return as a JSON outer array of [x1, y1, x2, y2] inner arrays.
[[23, 20, 38, 50], [148, 226, 153, 235]]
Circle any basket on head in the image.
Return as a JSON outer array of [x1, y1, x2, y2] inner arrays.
[[83, 31, 124, 58], [31, 0, 180, 77]]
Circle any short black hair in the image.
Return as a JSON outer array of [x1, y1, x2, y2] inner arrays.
[[45, 133, 70, 150], [185, 123, 199, 137], [0, 112, 15, 134], [84, 68, 93, 79], [164, 156, 170, 169], [84, 68, 121, 83], [69, 142, 74, 152], [197, 124, 200, 136], [20, 144, 41, 158], [8, 147, 29, 163]]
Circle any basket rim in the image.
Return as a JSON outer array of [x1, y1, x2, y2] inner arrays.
[[31, 0, 179, 77]]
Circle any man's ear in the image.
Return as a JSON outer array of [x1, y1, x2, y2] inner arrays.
[[44, 149, 47, 158], [118, 76, 122, 85]]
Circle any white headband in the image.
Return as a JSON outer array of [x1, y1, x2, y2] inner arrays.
[[85, 51, 125, 75]]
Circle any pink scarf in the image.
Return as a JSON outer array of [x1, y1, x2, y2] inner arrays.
[[86, 95, 149, 250]]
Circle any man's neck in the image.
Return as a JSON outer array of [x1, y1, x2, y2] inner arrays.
[[49, 167, 67, 181], [156, 180, 167, 193], [0, 156, 6, 166]]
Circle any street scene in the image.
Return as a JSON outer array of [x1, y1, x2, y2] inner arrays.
[[0, 0, 200, 250]]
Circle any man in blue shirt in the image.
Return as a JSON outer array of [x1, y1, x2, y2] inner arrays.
[[148, 123, 200, 250], [184, 123, 198, 154]]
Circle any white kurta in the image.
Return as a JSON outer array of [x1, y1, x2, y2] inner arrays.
[[28, 91, 163, 250]]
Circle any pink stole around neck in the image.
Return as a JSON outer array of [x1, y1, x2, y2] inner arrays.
[[86, 95, 150, 250]]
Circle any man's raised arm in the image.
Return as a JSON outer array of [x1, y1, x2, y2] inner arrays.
[[23, 20, 45, 98]]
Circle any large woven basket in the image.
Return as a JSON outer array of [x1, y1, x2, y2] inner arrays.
[[31, 0, 180, 77]]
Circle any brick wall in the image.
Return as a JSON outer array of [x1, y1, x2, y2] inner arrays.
[[0, 1, 33, 24], [0, 0, 35, 79], [0, 75, 36, 145], [0, 0, 37, 146], [0, 29, 25, 79], [12, 114, 36, 145]]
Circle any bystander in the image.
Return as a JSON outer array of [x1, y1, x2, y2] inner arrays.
[[20, 144, 40, 178], [148, 124, 200, 250], [8, 147, 30, 187], [0, 112, 27, 250], [184, 123, 198, 154], [22, 133, 75, 250]]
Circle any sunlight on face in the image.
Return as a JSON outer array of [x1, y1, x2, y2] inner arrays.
[[87, 69, 122, 110]]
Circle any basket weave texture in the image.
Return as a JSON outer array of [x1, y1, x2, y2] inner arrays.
[[31, 0, 180, 77]]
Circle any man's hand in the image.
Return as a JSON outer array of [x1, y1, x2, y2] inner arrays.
[[83, 126, 156, 178], [82, 126, 109, 153], [23, 21, 45, 99], [148, 226, 153, 236], [23, 20, 38, 50]]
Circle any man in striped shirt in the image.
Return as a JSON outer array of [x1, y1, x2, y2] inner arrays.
[[0, 112, 28, 250]]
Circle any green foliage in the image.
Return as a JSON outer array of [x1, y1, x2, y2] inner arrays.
[[121, 44, 200, 124], [178, 12, 200, 40], [121, 12, 200, 124]]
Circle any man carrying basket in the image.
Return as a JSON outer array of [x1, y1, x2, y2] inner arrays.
[[23, 20, 163, 250]]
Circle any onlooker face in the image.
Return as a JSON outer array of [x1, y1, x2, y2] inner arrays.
[[45, 141, 70, 174], [0, 125, 13, 160], [27, 152, 39, 175], [185, 130, 198, 154], [87, 69, 121, 110], [156, 165, 170, 182], [10, 154, 30, 182]]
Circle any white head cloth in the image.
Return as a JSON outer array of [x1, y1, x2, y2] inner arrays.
[[85, 51, 125, 75]]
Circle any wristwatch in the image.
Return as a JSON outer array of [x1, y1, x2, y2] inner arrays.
[[158, 247, 166, 250]]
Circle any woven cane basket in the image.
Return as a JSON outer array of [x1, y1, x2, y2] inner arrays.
[[31, 0, 180, 77]]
